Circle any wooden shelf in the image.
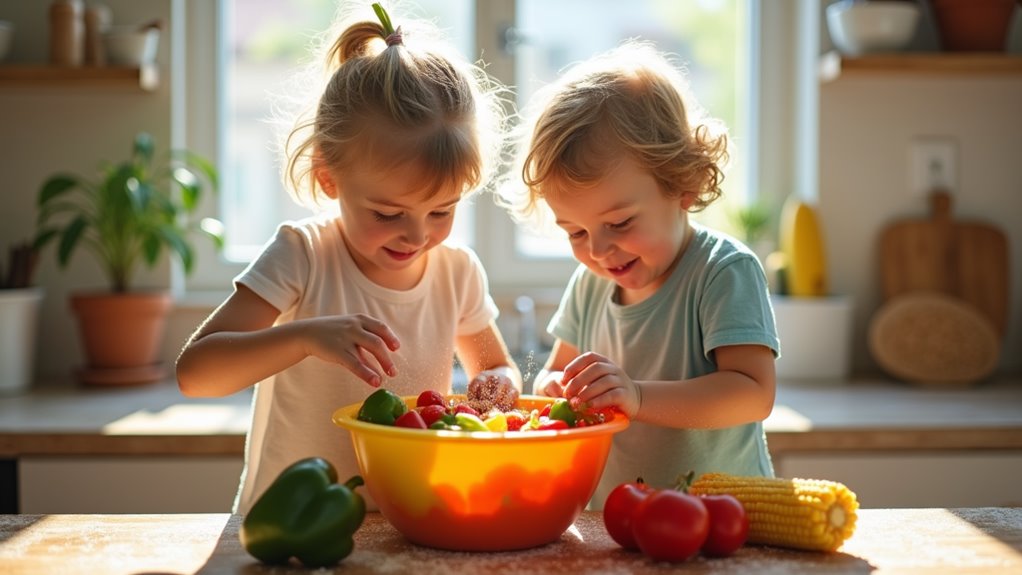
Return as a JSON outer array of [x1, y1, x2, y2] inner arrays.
[[820, 51, 1022, 82], [0, 64, 158, 91]]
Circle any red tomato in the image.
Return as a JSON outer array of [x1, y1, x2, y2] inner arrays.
[[632, 490, 709, 563], [504, 411, 526, 431], [602, 480, 652, 551], [416, 390, 446, 408], [700, 494, 748, 557], [417, 404, 447, 427], [393, 410, 427, 429]]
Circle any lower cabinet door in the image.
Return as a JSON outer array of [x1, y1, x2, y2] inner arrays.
[[20, 456, 243, 513]]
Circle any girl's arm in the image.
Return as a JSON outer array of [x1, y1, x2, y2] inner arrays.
[[455, 320, 523, 392], [560, 344, 775, 428], [176, 285, 400, 397]]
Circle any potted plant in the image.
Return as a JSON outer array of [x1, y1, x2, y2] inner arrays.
[[0, 241, 43, 394], [34, 132, 222, 386]]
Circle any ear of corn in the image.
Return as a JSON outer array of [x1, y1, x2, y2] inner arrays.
[[689, 473, 858, 552]]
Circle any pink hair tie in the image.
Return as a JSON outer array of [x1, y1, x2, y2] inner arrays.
[[385, 25, 403, 47]]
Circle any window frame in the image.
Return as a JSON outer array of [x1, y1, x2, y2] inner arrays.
[[176, 0, 815, 297]]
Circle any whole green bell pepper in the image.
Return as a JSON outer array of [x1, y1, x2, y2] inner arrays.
[[240, 457, 365, 568], [357, 388, 408, 425]]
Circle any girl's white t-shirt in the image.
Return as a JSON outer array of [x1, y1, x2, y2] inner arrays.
[[233, 215, 497, 513]]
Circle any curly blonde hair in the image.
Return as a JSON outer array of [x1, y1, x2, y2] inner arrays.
[[501, 41, 729, 231], [283, 3, 509, 209]]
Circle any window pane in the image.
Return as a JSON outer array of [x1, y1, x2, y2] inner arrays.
[[222, 0, 474, 262], [513, 0, 746, 258]]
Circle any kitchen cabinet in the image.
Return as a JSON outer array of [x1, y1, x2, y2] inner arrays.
[[819, 51, 1022, 82], [0, 64, 158, 91], [19, 456, 241, 514]]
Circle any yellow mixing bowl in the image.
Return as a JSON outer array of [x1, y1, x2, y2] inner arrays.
[[333, 394, 629, 551]]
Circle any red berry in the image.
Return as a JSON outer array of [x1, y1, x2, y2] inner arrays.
[[417, 404, 447, 427], [394, 410, 427, 429], [505, 411, 526, 431], [416, 390, 446, 408]]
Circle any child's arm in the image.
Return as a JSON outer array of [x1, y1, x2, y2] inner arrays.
[[455, 320, 523, 393], [558, 344, 775, 428], [176, 285, 400, 397]]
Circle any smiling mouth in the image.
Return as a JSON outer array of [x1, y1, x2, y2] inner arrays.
[[384, 247, 419, 261], [606, 259, 636, 276]]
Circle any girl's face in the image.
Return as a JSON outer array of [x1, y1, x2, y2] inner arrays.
[[545, 157, 693, 305], [321, 162, 460, 290]]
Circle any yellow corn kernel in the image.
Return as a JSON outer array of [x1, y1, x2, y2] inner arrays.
[[689, 473, 858, 552]]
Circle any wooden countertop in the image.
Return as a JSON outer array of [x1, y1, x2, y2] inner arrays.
[[1, 378, 1021, 457], [1, 508, 1019, 574]]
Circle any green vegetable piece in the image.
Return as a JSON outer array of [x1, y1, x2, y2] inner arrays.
[[429, 420, 450, 430], [454, 412, 490, 432], [549, 398, 577, 428], [240, 457, 366, 568], [357, 388, 408, 425]]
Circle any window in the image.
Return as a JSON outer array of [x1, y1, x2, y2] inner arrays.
[[183, 0, 767, 293]]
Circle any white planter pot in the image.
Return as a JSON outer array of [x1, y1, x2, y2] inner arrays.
[[0, 287, 44, 394], [771, 294, 854, 382]]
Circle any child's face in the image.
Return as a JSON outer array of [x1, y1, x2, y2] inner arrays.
[[545, 157, 692, 305], [324, 162, 460, 289]]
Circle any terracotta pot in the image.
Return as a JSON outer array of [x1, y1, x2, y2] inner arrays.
[[70, 291, 172, 385], [928, 0, 1017, 51]]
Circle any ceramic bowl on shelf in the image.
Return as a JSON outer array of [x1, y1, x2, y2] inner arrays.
[[826, 0, 921, 57], [333, 394, 629, 551], [103, 26, 159, 66], [0, 20, 13, 63]]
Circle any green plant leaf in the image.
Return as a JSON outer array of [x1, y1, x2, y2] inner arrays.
[[38, 175, 80, 206], [57, 216, 89, 267], [160, 226, 194, 273], [32, 228, 61, 251], [172, 167, 201, 211]]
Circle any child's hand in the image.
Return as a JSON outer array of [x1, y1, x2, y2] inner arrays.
[[560, 352, 640, 419], [533, 372, 566, 398], [300, 313, 400, 387]]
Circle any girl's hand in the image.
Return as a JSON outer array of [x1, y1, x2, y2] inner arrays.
[[300, 313, 401, 387], [560, 352, 640, 418]]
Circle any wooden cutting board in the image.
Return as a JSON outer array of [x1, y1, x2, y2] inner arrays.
[[878, 190, 1009, 338]]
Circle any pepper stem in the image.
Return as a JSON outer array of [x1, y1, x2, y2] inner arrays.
[[345, 475, 365, 490]]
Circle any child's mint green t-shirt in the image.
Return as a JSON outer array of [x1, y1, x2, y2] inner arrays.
[[548, 224, 780, 509]]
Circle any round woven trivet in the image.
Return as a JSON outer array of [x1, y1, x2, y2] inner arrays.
[[868, 292, 999, 387]]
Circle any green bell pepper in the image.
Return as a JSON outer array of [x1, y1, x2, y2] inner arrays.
[[549, 397, 578, 427], [357, 388, 408, 425], [240, 457, 366, 568]]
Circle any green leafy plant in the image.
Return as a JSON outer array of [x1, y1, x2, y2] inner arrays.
[[34, 133, 223, 293], [726, 201, 773, 247]]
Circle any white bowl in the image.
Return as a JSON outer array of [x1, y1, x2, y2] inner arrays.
[[0, 21, 13, 63], [826, 1, 920, 57], [104, 27, 159, 66]]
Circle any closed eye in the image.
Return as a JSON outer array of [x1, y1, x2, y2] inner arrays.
[[373, 211, 402, 222], [430, 210, 453, 219], [607, 217, 634, 231]]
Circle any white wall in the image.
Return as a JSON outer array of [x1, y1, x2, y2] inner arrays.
[[0, 1, 176, 380]]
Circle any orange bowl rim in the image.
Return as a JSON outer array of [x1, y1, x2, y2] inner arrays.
[[332, 394, 629, 441]]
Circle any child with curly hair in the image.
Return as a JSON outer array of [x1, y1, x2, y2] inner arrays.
[[502, 41, 779, 508]]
